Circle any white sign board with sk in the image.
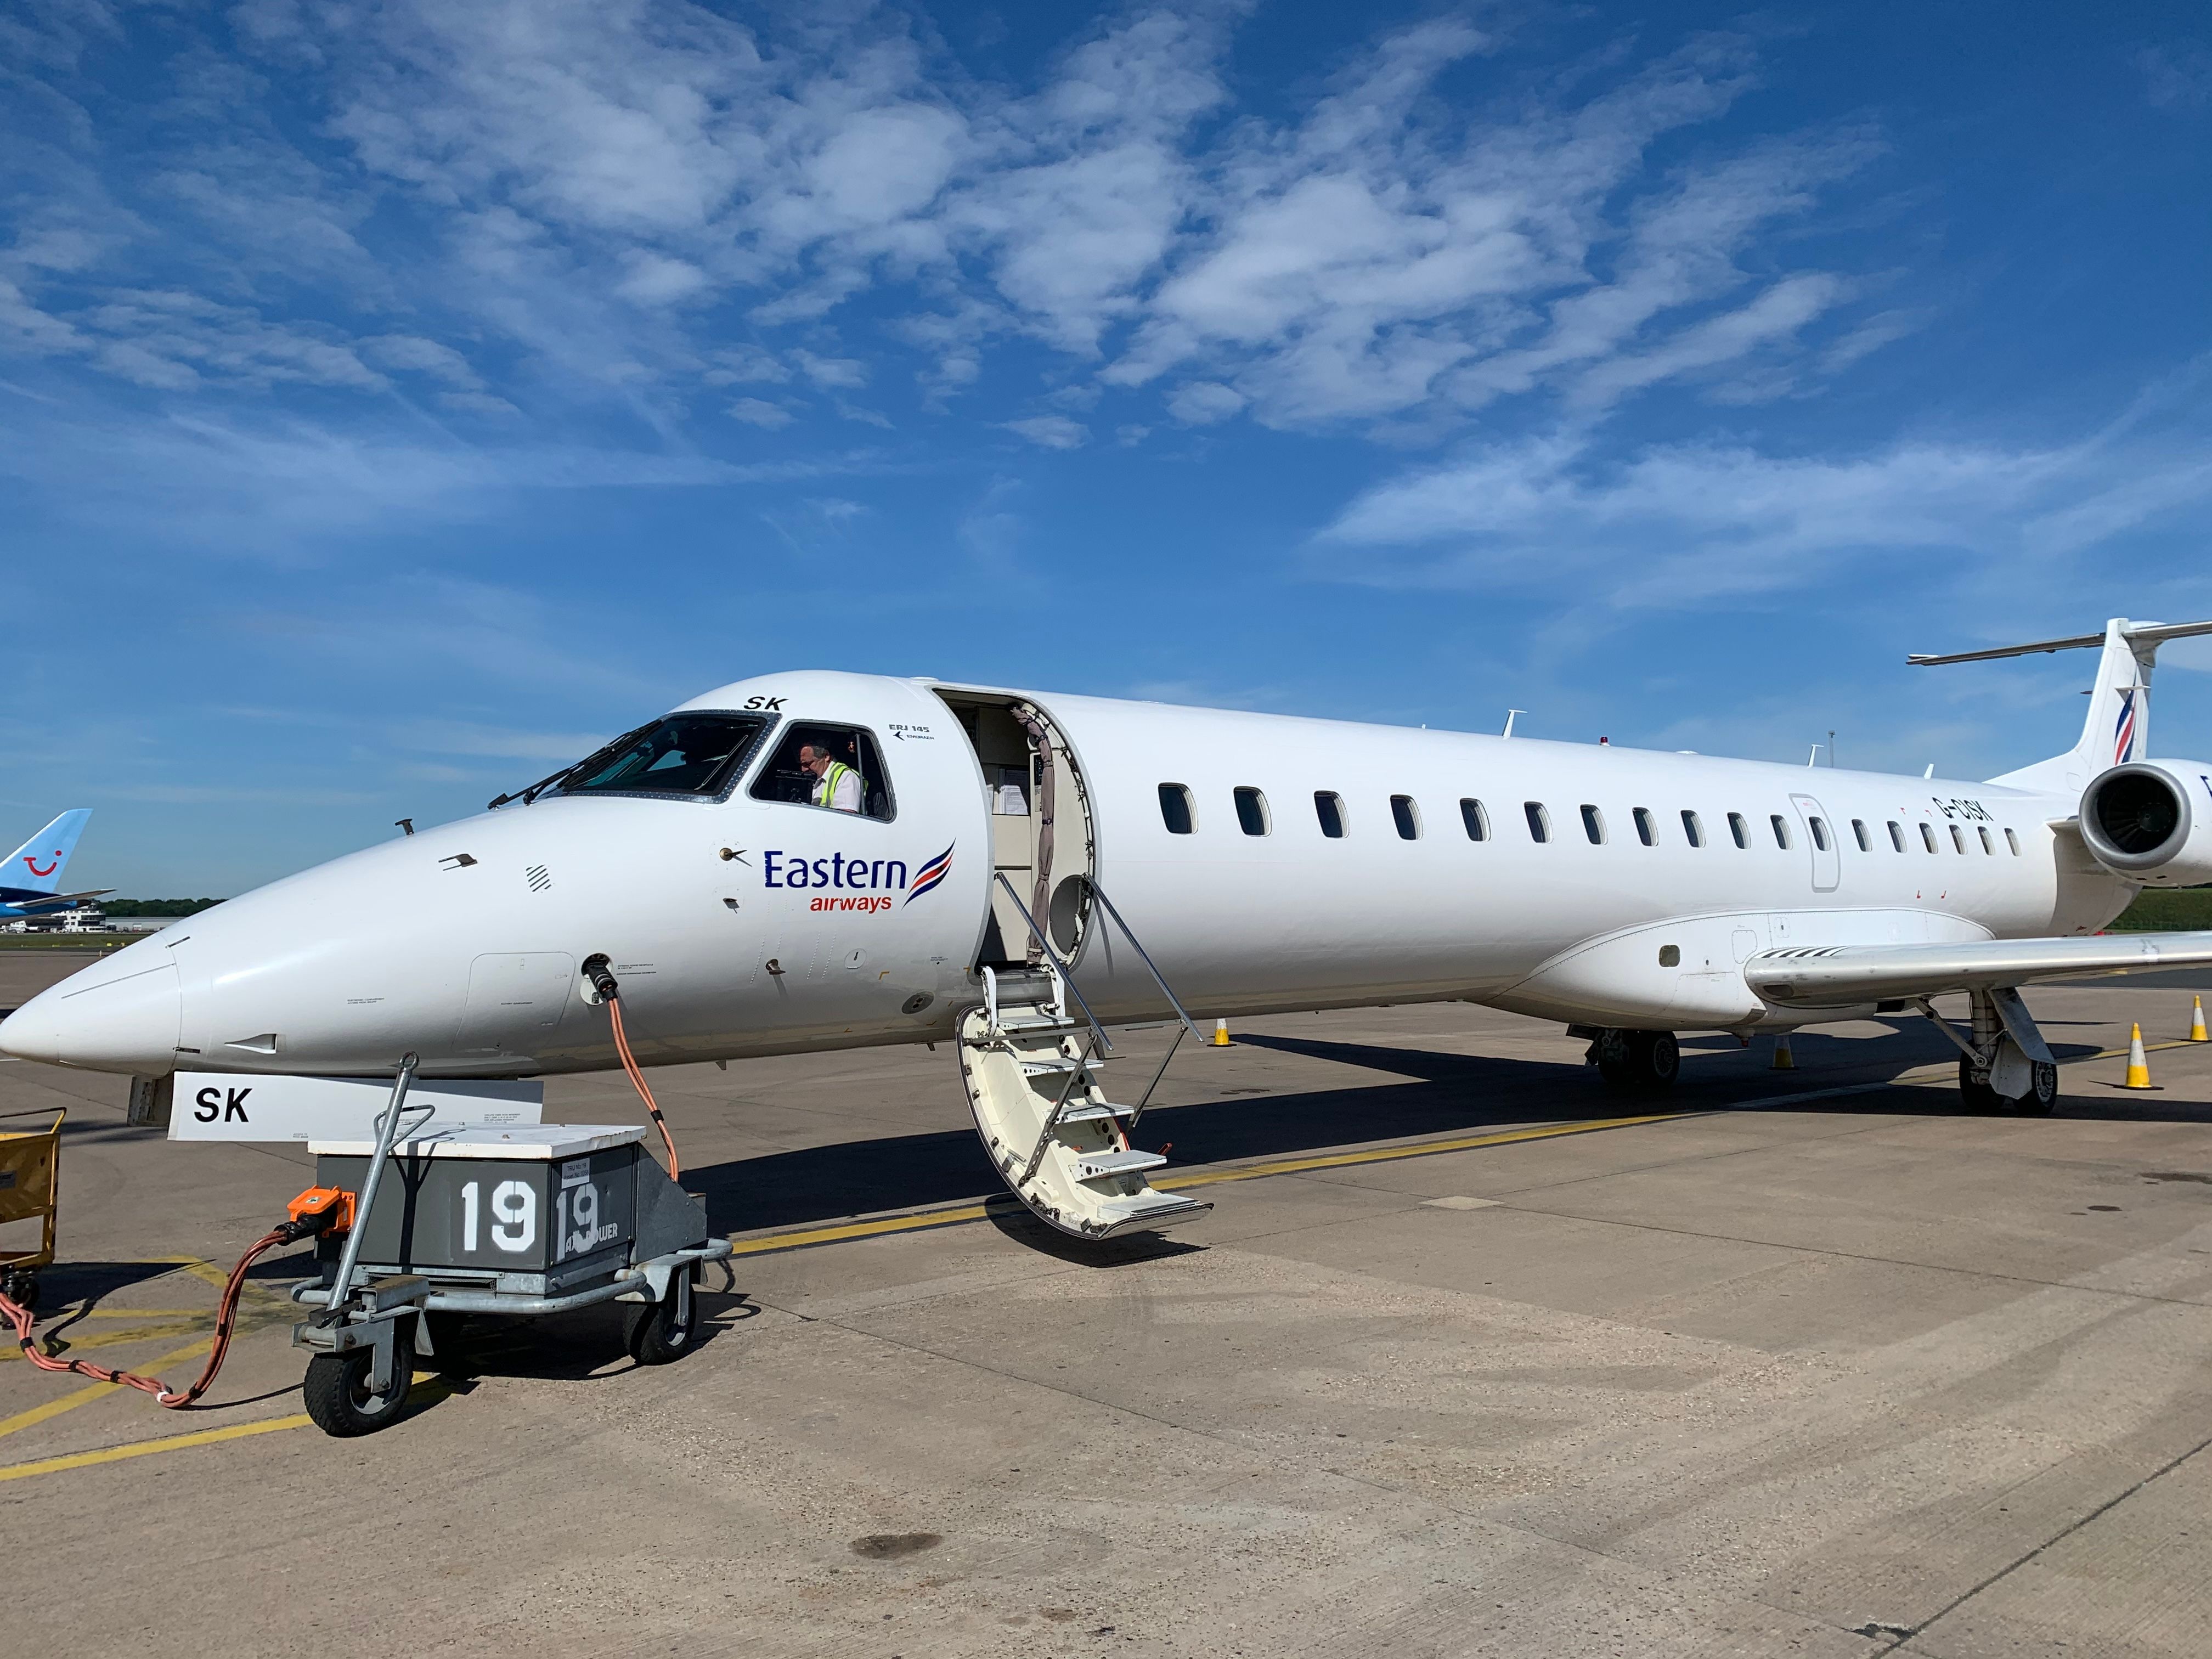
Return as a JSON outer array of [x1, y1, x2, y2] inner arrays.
[[168, 1072, 544, 1144]]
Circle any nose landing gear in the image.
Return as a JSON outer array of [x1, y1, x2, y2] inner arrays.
[[1588, 1028, 1680, 1092]]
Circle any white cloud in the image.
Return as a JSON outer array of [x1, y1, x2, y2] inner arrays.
[[1166, 380, 1244, 425], [1319, 407, 2212, 608], [363, 334, 483, 386], [727, 397, 792, 427], [1002, 414, 1086, 449], [0, 7, 1925, 456], [791, 348, 868, 388]]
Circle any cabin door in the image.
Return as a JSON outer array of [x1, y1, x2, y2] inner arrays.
[[1789, 793, 1841, 893]]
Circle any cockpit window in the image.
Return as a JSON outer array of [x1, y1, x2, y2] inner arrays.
[[750, 723, 895, 821], [553, 713, 769, 800]]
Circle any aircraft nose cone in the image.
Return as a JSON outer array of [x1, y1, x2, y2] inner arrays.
[[0, 961, 182, 1073]]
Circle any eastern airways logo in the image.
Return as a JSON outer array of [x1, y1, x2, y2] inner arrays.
[[763, 843, 954, 915]]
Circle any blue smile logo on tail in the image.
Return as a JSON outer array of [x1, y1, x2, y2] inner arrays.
[[906, 844, 953, 905]]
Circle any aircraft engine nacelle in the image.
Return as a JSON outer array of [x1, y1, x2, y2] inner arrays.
[[2079, 760, 2212, 887]]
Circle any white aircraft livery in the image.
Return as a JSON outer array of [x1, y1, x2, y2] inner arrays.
[[7, 617, 2212, 1239]]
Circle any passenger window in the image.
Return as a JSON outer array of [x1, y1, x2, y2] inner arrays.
[[1525, 802, 1550, 843], [1391, 795, 1421, 840], [1809, 817, 1830, 852], [1728, 811, 1748, 849], [1978, 826, 1993, 854], [1888, 820, 1905, 852], [1920, 823, 1938, 853], [2005, 827, 2021, 855], [1950, 824, 1966, 853], [1770, 814, 1791, 850], [748, 723, 894, 820], [1633, 807, 1654, 846], [1581, 804, 1605, 844], [1851, 819, 1870, 851], [1460, 799, 1489, 840], [1234, 787, 1269, 837], [1314, 792, 1346, 838], [1159, 783, 1195, 834], [1681, 809, 1704, 848]]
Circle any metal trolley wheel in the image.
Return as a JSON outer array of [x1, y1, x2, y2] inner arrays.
[[624, 1268, 697, 1366], [303, 1334, 414, 1437]]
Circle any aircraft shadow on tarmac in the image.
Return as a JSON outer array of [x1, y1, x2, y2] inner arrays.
[[684, 1019, 2153, 1238]]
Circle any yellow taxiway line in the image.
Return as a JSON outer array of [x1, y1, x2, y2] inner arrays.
[[0, 1336, 212, 1441], [725, 1111, 1685, 1257], [0, 1414, 312, 1483]]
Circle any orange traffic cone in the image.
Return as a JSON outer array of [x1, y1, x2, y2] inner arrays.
[[2124, 1023, 2153, 1089], [2190, 996, 2208, 1043], [1771, 1032, 1795, 1070]]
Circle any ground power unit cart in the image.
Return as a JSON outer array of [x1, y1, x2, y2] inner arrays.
[[289, 1066, 731, 1436]]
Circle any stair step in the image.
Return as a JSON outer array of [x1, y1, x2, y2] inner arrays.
[[991, 1016, 1088, 1039], [1065, 1148, 1168, 1182], [1019, 1054, 1112, 1077], [1056, 1101, 1132, 1125]]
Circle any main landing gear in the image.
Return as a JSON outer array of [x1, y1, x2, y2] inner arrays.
[[1915, 987, 2059, 1116], [1586, 1028, 1680, 1092]]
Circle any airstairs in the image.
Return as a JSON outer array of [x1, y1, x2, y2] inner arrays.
[[957, 878, 1213, 1240]]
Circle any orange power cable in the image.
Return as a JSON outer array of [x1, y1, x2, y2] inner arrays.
[[606, 995, 680, 1180], [1, 1228, 290, 1408]]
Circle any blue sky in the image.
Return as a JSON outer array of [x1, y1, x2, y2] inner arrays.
[[4, 0, 2210, 895]]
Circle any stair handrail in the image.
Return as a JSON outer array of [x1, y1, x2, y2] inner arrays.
[[991, 871, 1113, 1055], [1076, 877, 1207, 1048]]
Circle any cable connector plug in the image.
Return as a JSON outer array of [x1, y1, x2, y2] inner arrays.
[[583, 952, 619, 1003], [279, 1185, 354, 1243]]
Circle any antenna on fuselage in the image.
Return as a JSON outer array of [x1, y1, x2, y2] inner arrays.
[[1807, 744, 1822, 767], [1502, 709, 1526, 738], [1923, 764, 1935, 779]]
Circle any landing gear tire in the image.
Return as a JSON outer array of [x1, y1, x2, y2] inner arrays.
[[303, 1335, 414, 1437], [1628, 1030, 1680, 1092], [625, 1268, 696, 1366], [1959, 1057, 2058, 1116], [1594, 1029, 1679, 1092], [1594, 1028, 1636, 1087], [1958, 1058, 2002, 1114], [2012, 1060, 2059, 1116]]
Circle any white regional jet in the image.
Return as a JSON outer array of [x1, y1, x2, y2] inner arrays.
[[6, 617, 2212, 1240]]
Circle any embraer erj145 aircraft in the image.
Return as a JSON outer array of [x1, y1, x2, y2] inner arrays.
[[7, 618, 2212, 1240]]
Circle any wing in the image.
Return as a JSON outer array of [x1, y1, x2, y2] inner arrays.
[[1746, 930, 2212, 1008]]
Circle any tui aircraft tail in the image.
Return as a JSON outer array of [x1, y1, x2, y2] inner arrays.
[[1, 809, 92, 902], [1910, 618, 2212, 794]]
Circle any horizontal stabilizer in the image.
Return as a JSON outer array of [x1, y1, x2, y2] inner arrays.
[[1747, 932, 2212, 1008], [2, 888, 116, 916], [1908, 618, 2212, 667]]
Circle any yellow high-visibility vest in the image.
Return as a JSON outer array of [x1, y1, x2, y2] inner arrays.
[[815, 761, 860, 810]]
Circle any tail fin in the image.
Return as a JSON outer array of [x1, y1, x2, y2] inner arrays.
[[1, 809, 92, 900], [1909, 618, 2212, 793]]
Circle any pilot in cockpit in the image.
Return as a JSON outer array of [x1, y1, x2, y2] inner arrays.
[[798, 741, 863, 812]]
